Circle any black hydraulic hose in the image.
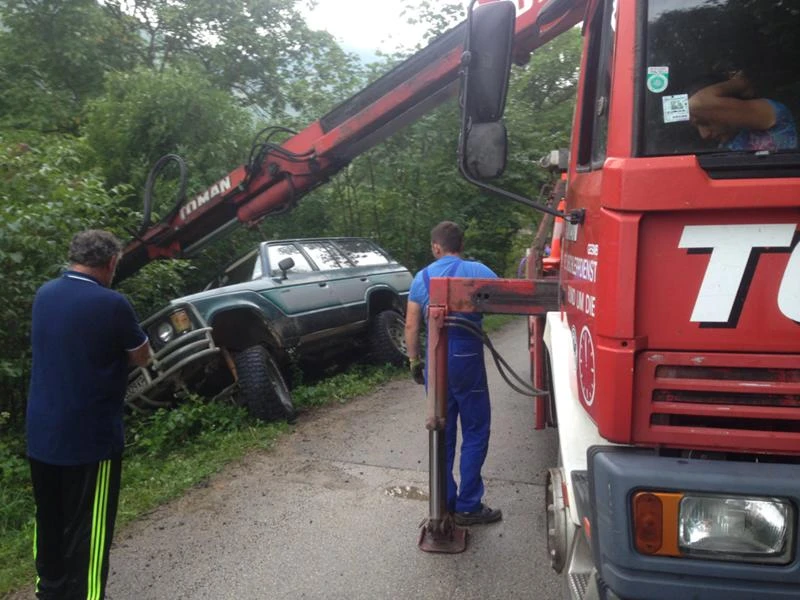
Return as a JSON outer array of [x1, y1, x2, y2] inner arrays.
[[140, 154, 188, 235], [442, 316, 548, 397], [450, 321, 545, 397], [244, 127, 316, 187], [246, 127, 315, 174]]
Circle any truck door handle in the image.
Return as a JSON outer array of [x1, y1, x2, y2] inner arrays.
[[318, 282, 327, 287], [360, 277, 368, 282]]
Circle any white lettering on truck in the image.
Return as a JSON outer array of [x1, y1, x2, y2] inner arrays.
[[179, 175, 233, 221], [679, 224, 798, 324]]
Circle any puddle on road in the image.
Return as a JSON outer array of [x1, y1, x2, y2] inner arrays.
[[385, 485, 428, 501]]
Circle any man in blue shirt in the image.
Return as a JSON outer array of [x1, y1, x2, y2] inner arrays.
[[404, 221, 502, 526], [688, 70, 798, 151], [26, 230, 151, 600]]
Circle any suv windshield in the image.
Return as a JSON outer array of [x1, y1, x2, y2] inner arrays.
[[642, 0, 800, 157]]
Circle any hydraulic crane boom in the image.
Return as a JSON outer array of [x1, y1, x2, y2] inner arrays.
[[115, 0, 586, 283]]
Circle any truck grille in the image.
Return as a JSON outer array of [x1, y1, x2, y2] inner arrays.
[[633, 352, 800, 455]]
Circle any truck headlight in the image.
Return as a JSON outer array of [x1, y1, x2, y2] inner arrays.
[[156, 322, 174, 344], [679, 495, 794, 564]]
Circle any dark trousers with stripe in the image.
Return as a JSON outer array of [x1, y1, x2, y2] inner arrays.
[[29, 456, 122, 600]]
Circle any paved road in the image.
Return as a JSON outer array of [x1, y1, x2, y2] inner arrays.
[[25, 319, 562, 599]]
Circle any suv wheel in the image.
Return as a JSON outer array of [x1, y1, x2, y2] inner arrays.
[[369, 309, 407, 366], [234, 345, 296, 422]]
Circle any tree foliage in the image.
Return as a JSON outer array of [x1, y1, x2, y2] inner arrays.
[[85, 67, 253, 192], [0, 133, 137, 423], [99, 0, 362, 119], [0, 0, 139, 132]]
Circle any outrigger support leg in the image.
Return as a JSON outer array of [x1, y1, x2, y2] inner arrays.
[[418, 428, 468, 552], [418, 303, 468, 553]]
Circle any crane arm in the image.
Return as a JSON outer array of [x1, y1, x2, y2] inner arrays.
[[115, 0, 586, 284]]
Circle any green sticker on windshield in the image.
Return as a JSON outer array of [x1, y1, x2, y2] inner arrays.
[[646, 66, 669, 93]]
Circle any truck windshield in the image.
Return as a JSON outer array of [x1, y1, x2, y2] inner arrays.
[[641, 0, 800, 157]]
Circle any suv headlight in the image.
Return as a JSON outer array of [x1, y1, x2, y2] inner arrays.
[[679, 495, 793, 564], [169, 309, 192, 334], [157, 322, 174, 344], [154, 309, 193, 345]]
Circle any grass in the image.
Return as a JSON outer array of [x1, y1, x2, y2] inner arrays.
[[0, 315, 521, 597]]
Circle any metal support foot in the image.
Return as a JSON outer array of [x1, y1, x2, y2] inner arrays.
[[418, 515, 468, 553]]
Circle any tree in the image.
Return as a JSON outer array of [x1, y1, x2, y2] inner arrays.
[[85, 67, 254, 193], [0, 0, 140, 132], [504, 27, 582, 193], [0, 133, 137, 424], [100, 0, 364, 120]]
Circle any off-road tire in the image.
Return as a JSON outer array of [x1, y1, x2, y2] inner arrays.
[[368, 309, 407, 366], [233, 345, 296, 422]]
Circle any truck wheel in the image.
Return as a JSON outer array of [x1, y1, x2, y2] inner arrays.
[[233, 345, 296, 422], [369, 309, 407, 366]]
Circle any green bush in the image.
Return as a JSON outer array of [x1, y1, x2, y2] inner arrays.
[[0, 417, 30, 534], [0, 133, 138, 427], [291, 364, 402, 407], [125, 397, 251, 459]]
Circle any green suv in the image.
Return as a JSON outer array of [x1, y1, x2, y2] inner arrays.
[[126, 237, 411, 421]]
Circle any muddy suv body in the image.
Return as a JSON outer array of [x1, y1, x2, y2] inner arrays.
[[126, 237, 411, 420]]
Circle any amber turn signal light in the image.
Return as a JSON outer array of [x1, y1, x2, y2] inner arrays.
[[633, 492, 663, 554], [632, 491, 682, 557]]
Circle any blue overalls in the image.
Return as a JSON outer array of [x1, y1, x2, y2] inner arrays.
[[417, 257, 492, 513]]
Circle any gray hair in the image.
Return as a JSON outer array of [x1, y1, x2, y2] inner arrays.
[[68, 230, 122, 268]]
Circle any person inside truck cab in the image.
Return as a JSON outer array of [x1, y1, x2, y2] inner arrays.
[[688, 70, 798, 151]]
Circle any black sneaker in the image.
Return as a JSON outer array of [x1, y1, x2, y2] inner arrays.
[[454, 504, 502, 526]]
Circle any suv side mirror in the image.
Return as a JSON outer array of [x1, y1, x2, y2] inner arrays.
[[278, 257, 295, 280], [459, 0, 516, 180]]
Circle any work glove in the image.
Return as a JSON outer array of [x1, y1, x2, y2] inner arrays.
[[410, 358, 425, 385]]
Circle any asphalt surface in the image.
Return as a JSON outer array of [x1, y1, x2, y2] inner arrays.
[[17, 319, 562, 599]]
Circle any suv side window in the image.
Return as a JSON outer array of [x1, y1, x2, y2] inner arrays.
[[335, 239, 391, 266], [300, 241, 350, 271], [267, 244, 314, 276]]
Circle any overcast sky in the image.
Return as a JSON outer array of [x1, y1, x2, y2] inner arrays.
[[301, 0, 432, 56]]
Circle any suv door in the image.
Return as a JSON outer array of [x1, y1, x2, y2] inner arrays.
[[294, 240, 358, 334], [330, 239, 397, 324], [261, 242, 344, 344]]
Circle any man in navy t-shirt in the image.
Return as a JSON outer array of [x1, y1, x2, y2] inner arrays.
[[26, 230, 151, 600], [404, 221, 502, 526]]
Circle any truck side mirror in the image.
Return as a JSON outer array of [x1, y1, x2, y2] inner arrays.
[[459, 0, 516, 180], [278, 257, 295, 280], [464, 121, 508, 179], [463, 0, 516, 123]]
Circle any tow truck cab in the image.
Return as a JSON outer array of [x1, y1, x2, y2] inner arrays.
[[464, 0, 800, 597]]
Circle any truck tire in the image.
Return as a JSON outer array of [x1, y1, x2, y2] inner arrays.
[[368, 309, 407, 366], [233, 345, 296, 422]]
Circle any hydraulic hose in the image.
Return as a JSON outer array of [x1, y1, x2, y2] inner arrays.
[[443, 315, 548, 397], [140, 154, 188, 235]]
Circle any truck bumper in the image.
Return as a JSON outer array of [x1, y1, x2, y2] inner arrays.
[[588, 448, 800, 600], [125, 326, 221, 409]]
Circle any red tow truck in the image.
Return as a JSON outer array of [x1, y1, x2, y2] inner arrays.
[[119, 0, 800, 597]]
